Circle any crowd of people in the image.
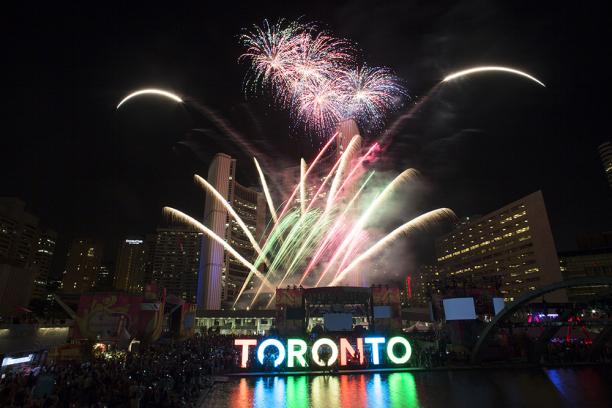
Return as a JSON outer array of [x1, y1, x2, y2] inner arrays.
[[0, 334, 241, 408], [2, 328, 610, 406]]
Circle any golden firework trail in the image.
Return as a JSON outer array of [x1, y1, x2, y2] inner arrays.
[[162, 207, 274, 291], [331, 208, 457, 285], [254, 157, 278, 223]]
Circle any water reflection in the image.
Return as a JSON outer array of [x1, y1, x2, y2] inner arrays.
[[213, 373, 421, 408], [208, 367, 611, 408], [388, 372, 419, 407], [286, 376, 309, 408]]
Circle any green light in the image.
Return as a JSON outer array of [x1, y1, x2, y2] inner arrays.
[[286, 376, 309, 408], [389, 373, 419, 408], [387, 336, 412, 364], [287, 338, 308, 368]]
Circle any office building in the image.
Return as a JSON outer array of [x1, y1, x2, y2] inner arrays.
[[409, 265, 443, 306], [31, 228, 57, 300], [114, 238, 148, 293], [61, 239, 103, 294], [151, 228, 201, 303], [0, 198, 38, 267], [95, 262, 114, 290], [598, 141, 612, 190], [0, 264, 36, 315], [0, 198, 57, 305], [559, 248, 612, 301], [436, 191, 565, 302], [200, 153, 267, 310]]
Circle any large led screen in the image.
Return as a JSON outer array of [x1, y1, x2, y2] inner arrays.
[[443, 297, 477, 320], [493, 297, 505, 315], [323, 313, 353, 331], [373, 305, 392, 318]]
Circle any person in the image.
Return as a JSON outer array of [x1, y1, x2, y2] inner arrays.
[[33, 371, 55, 400]]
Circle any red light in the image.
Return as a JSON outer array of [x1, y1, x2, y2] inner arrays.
[[406, 276, 412, 299]]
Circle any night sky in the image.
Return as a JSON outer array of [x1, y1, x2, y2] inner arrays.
[[5, 1, 612, 276]]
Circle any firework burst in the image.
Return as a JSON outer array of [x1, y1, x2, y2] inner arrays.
[[165, 120, 456, 309], [339, 66, 405, 128], [239, 19, 405, 138], [239, 19, 304, 102]]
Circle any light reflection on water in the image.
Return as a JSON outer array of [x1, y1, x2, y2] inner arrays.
[[207, 367, 612, 408]]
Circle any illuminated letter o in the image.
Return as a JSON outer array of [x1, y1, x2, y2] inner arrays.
[[311, 338, 339, 367], [386, 336, 412, 364], [257, 339, 286, 367]]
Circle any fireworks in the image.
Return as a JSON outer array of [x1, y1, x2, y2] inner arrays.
[[443, 66, 546, 87], [339, 66, 406, 128], [254, 157, 278, 223], [116, 89, 183, 109], [240, 19, 405, 137], [162, 207, 274, 291], [193, 174, 266, 261], [330, 208, 456, 286], [118, 26, 549, 312], [165, 125, 456, 309]]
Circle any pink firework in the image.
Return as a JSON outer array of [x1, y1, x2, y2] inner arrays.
[[287, 31, 354, 86], [293, 79, 345, 134], [239, 19, 303, 103], [240, 19, 406, 138]]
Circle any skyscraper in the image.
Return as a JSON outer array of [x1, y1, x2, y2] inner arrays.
[[598, 141, 612, 190], [95, 262, 114, 290], [31, 228, 57, 300], [334, 119, 363, 286], [61, 239, 103, 294], [151, 228, 201, 303], [435, 191, 566, 302], [0, 198, 57, 306], [200, 153, 267, 310], [0, 198, 39, 267], [114, 238, 148, 293]]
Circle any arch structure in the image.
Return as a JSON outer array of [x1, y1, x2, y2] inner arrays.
[[470, 277, 612, 364]]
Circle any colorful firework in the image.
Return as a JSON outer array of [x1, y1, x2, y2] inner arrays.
[[239, 19, 405, 137], [118, 42, 547, 311], [339, 66, 405, 128], [166, 119, 456, 309], [239, 18, 305, 102]]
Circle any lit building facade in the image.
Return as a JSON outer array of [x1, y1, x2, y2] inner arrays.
[[409, 265, 443, 306], [200, 153, 267, 310], [0, 198, 38, 267], [436, 191, 565, 302], [61, 239, 103, 294], [31, 228, 57, 300], [195, 310, 275, 335], [598, 141, 612, 190], [559, 248, 612, 301], [0, 198, 57, 303], [151, 228, 201, 303], [114, 238, 148, 293], [95, 263, 114, 290]]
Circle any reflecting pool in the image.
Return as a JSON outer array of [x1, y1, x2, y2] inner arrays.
[[202, 367, 612, 407]]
